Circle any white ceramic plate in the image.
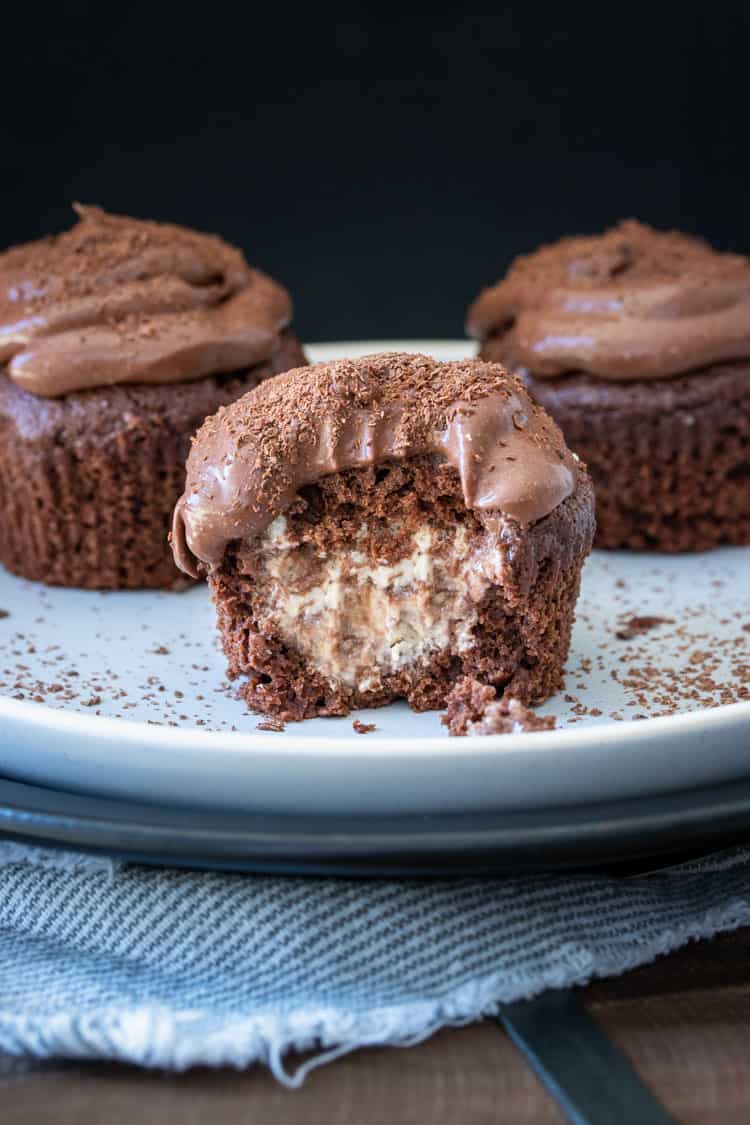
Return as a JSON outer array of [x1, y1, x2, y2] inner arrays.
[[1, 341, 749, 816]]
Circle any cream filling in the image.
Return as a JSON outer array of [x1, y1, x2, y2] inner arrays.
[[256, 517, 507, 692]]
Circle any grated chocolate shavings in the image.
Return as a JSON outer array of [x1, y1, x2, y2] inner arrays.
[[615, 615, 674, 640]]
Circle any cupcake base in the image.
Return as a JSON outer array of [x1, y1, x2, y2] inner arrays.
[[210, 456, 595, 720], [0, 330, 306, 590], [481, 340, 750, 552]]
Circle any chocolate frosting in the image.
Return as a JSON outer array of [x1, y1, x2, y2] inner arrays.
[[466, 220, 750, 380], [0, 205, 292, 397], [171, 352, 579, 577]]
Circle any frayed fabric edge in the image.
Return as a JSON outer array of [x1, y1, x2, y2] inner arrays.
[[1, 896, 748, 1087]]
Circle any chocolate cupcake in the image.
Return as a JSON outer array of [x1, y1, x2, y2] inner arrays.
[[467, 221, 750, 552], [0, 205, 305, 589], [172, 353, 594, 721]]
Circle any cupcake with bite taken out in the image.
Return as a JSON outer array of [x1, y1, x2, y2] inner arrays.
[[0, 205, 306, 589], [172, 353, 594, 721], [467, 221, 750, 552]]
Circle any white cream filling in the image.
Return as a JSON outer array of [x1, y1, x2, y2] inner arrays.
[[258, 517, 506, 692]]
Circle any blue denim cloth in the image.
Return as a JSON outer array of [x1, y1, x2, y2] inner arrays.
[[0, 842, 748, 1084]]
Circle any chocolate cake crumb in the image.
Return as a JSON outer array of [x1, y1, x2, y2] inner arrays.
[[0, 610, 8, 619], [615, 615, 674, 640], [353, 720, 377, 734], [256, 717, 285, 732], [442, 677, 556, 736], [153, 645, 170, 655], [82, 695, 101, 707]]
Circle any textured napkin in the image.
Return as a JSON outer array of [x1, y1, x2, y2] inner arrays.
[[1, 840, 749, 1085]]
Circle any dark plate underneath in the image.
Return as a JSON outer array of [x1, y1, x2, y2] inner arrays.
[[3, 774, 750, 875]]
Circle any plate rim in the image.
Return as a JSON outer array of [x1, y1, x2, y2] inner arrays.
[[3, 772, 750, 874]]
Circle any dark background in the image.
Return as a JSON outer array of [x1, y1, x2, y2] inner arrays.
[[2, 6, 748, 342]]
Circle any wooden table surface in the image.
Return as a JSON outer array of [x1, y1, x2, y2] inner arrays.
[[4, 927, 750, 1124]]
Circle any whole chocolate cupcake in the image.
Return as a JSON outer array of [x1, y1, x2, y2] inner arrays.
[[467, 221, 750, 552], [172, 353, 594, 721], [0, 205, 306, 589]]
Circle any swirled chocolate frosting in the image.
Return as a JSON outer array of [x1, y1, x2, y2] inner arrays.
[[171, 352, 579, 577], [0, 205, 292, 396], [466, 220, 750, 380]]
